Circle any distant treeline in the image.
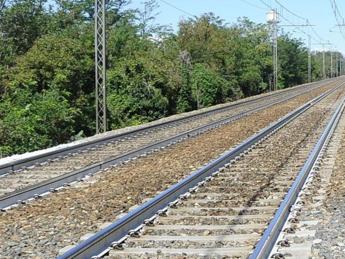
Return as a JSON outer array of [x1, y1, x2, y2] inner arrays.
[[0, 0, 342, 156]]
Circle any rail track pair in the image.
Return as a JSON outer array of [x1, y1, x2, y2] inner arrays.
[[58, 81, 345, 258], [0, 78, 339, 211]]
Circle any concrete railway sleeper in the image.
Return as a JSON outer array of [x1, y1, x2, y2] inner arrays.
[[59, 81, 345, 258], [0, 80, 341, 211]]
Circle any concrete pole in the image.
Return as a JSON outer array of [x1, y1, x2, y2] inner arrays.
[[331, 51, 333, 78], [322, 45, 326, 79], [308, 35, 312, 82]]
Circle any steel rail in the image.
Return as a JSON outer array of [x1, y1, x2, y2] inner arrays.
[[0, 83, 324, 210], [0, 78, 336, 176], [250, 97, 345, 258], [59, 84, 342, 259]]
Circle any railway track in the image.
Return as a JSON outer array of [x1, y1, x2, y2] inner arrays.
[[1, 78, 333, 176], [58, 81, 345, 258], [0, 79, 340, 210], [267, 91, 345, 258], [0, 83, 336, 258]]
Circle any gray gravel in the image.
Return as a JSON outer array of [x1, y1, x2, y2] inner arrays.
[[0, 80, 336, 197], [0, 85, 340, 258], [108, 84, 345, 258], [313, 116, 345, 258], [268, 90, 345, 259]]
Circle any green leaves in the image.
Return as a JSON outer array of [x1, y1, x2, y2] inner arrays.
[[278, 35, 308, 88], [0, 0, 335, 157], [0, 89, 77, 156], [107, 53, 169, 128], [191, 64, 225, 108], [0, 0, 50, 58]]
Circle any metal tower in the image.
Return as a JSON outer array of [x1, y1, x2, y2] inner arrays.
[[313, 42, 331, 79], [267, 9, 279, 91], [95, 0, 107, 134], [323, 48, 326, 79], [331, 50, 333, 77], [308, 35, 312, 83], [280, 21, 315, 83]]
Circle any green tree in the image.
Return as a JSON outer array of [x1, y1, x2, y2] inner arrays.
[[107, 55, 169, 128], [0, 89, 77, 156], [0, 0, 51, 59], [177, 50, 194, 112], [7, 29, 95, 135], [278, 34, 308, 87], [191, 64, 225, 108], [0, 2, 331, 157]]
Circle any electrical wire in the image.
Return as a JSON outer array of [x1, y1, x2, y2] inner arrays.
[[239, 0, 267, 11], [332, 0, 345, 24], [158, 0, 195, 18], [329, 0, 345, 41], [257, 0, 325, 45], [311, 25, 324, 42], [274, 0, 306, 22], [258, 0, 271, 9]]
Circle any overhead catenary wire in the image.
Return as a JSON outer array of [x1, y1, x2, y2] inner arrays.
[[258, 0, 271, 9], [311, 24, 325, 42], [257, 0, 337, 81], [158, 0, 195, 18], [250, 0, 343, 78], [331, 0, 345, 24], [273, 0, 327, 43], [258, 0, 325, 44], [239, 0, 267, 11], [159, 0, 336, 58], [274, 0, 306, 22], [329, 0, 345, 41]]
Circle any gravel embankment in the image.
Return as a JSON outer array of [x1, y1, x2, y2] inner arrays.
[[258, 92, 345, 258], [109, 88, 345, 258], [312, 111, 345, 257], [0, 86, 342, 258]]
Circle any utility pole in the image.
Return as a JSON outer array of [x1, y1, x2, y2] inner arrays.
[[323, 52, 326, 79], [339, 57, 343, 76], [322, 44, 326, 79], [267, 9, 279, 91], [273, 23, 278, 91], [335, 53, 338, 77], [308, 35, 312, 82], [312, 43, 329, 79], [315, 42, 332, 79], [330, 51, 333, 77], [281, 22, 315, 83], [95, 0, 107, 134]]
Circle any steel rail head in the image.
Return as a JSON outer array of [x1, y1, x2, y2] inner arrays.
[[249, 97, 345, 259], [0, 78, 338, 176], [58, 85, 341, 259]]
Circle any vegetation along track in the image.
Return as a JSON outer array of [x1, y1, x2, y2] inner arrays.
[[0, 80, 343, 258], [0, 79, 340, 210], [57, 83, 345, 258]]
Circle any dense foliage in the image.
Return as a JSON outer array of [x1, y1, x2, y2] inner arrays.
[[0, 0, 342, 156]]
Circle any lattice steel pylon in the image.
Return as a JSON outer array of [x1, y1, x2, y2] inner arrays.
[[267, 9, 279, 91], [95, 0, 107, 134]]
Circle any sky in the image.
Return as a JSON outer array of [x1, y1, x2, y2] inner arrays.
[[128, 0, 345, 54]]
